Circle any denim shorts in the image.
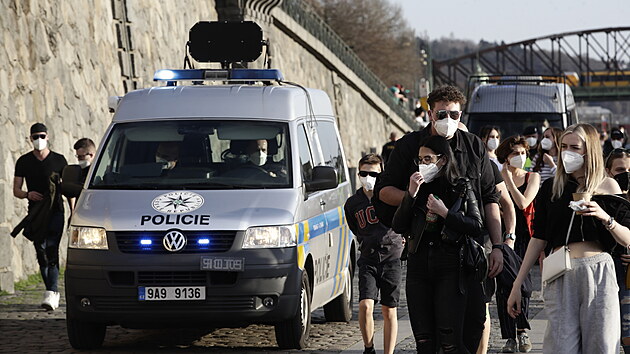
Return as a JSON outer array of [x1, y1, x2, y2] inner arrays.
[[358, 259, 402, 308]]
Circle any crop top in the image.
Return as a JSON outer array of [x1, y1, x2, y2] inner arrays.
[[532, 177, 616, 251]]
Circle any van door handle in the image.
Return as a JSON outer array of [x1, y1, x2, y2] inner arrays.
[[320, 200, 326, 207]]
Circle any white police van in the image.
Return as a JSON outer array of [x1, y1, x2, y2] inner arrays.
[[63, 22, 355, 350]]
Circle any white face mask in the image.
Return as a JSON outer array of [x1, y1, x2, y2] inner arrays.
[[540, 137, 553, 151], [434, 117, 459, 139], [561, 150, 585, 174], [418, 163, 440, 183], [78, 160, 91, 169], [525, 137, 538, 148], [32, 138, 47, 151], [486, 138, 499, 151], [509, 154, 526, 169], [359, 176, 376, 191], [249, 150, 267, 166], [612, 140, 623, 149]]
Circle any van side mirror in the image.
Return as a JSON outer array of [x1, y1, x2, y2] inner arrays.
[[61, 165, 83, 199], [305, 166, 338, 192]]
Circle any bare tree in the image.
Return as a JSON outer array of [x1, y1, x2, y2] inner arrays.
[[308, 0, 423, 94]]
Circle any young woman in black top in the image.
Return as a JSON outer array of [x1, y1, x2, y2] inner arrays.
[[495, 135, 540, 352], [508, 123, 630, 353], [392, 135, 485, 354]]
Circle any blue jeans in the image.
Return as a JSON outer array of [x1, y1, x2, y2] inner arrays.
[[33, 211, 64, 292]]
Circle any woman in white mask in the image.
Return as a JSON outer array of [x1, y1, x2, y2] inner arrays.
[[391, 135, 486, 353], [531, 127, 562, 186], [508, 123, 630, 353], [479, 125, 502, 171], [494, 136, 540, 352]]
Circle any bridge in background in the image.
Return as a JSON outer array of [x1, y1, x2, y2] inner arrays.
[[433, 27, 630, 101]]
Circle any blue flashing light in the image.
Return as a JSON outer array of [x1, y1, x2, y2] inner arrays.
[[153, 69, 283, 82], [197, 238, 210, 245], [140, 239, 152, 245], [229, 69, 284, 81]]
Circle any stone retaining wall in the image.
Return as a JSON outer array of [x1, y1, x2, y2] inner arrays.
[[0, 0, 411, 292]]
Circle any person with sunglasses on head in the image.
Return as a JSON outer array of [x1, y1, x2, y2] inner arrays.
[[391, 135, 488, 353], [508, 123, 630, 353], [530, 127, 562, 186], [344, 153, 404, 354], [12, 123, 69, 311], [374, 85, 503, 352], [494, 135, 540, 353]]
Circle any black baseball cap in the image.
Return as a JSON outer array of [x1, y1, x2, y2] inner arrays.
[[30, 123, 48, 134], [611, 129, 624, 140]]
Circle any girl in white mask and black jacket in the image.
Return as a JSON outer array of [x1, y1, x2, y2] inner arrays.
[[508, 123, 630, 353], [391, 135, 486, 353]]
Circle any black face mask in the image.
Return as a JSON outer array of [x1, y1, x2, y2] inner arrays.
[[613, 171, 630, 192]]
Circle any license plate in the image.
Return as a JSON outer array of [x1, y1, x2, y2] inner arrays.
[[138, 286, 206, 301], [200, 256, 245, 271]]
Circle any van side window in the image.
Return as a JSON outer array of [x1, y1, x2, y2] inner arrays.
[[316, 121, 347, 183], [297, 125, 313, 182]]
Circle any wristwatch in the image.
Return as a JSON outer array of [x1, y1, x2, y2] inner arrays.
[[503, 232, 516, 241]]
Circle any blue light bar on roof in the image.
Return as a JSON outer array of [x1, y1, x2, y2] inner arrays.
[[153, 69, 283, 82]]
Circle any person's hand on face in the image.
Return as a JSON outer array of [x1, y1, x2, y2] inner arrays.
[[542, 152, 555, 167], [408, 172, 424, 198]]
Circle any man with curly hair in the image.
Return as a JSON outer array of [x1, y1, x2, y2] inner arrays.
[[373, 85, 504, 353]]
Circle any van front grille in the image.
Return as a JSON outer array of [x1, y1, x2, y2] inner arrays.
[[112, 231, 236, 253]]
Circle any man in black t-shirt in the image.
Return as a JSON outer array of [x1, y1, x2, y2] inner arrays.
[[345, 154, 403, 354], [13, 123, 68, 311], [381, 132, 398, 165]]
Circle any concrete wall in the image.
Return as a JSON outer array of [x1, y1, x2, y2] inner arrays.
[[0, 0, 411, 292]]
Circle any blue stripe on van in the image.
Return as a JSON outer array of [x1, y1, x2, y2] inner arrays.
[[297, 222, 305, 244], [307, 214, 327, 239], [325, 208, 341, 230]]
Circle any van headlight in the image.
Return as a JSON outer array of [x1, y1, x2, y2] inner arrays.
[[242, 226, 296, 248], [69, 226, 108, 249]]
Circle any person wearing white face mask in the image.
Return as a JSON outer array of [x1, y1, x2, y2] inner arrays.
[[344, 153, 403, 354], [64, 138, 97, 213], [12, 122, 69, 312], [531, 127, 562, 186], [508, 123, 630, 353], [374, 85, 504, 352], [603, 128, 626, 158], [480, 125, 502, 171], [494, 136, 540, 352]]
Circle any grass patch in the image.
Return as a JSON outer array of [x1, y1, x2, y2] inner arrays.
[[12, 267, 66, 292]]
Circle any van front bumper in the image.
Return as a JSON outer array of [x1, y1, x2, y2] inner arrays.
[[65, 249, 301, 328]]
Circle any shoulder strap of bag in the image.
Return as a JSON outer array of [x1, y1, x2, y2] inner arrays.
[[565, 211, 576, 246]]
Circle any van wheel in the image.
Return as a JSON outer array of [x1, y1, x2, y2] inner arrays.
[[323, 260, 353, 322], [275, 270, 311, 349], [67, 318, 106, 349]]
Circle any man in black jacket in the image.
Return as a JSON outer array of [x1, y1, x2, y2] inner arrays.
[[13, 123, 68, 311], [373, 85, 504, 352]]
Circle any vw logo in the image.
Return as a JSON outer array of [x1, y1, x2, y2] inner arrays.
[[163, 231, 187, 252]]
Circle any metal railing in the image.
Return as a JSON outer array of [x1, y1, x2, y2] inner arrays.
[[279, 0, 415, 128]]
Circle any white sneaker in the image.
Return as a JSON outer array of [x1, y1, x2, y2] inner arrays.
[[41, 290, 54, 310], [41, 290, 59, 311]]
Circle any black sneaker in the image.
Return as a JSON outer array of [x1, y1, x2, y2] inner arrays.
[[363, 346, 376, 354]]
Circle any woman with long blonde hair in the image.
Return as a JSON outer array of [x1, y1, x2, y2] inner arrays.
[[507, 123, 630, 352]]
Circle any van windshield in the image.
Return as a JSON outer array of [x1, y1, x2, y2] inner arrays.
[[90, 120, 291, 189], [466, 113, 563, 138]]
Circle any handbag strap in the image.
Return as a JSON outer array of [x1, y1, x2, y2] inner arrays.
[[564, 211, 576, 246]]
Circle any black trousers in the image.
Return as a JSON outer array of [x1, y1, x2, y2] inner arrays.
[[496, 285, 531, 339], [406, 242, 486, 354]]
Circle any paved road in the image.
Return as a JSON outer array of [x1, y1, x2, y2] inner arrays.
[[0, 264, 545, 353]]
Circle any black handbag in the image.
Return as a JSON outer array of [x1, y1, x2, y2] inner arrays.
[[460, 235, 488, 283]]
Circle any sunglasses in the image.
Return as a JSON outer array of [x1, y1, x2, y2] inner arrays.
[[434, 110, 462, 120], [414, 154, 442, 165], [611, 148, 630, 154], [358, 171, 380, 178], [31, 134, 47, 140]]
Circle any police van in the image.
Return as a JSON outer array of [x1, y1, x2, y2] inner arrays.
[[63, 22, 355, 350]]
